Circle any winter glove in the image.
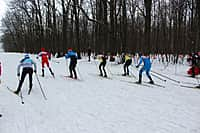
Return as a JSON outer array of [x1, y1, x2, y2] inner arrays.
[[17, 73, 20, 77], [36, 56, 39, 59], [136, 65, 139, 68], [34, 70, 37, 73]]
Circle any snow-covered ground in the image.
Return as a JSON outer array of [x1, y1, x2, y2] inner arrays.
[[0, 52, 200, 133]]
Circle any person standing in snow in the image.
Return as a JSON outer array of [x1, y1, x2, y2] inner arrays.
[[88, 47, 92, 62], [99, 54, 107, 77], [37, 48, 54, 77], [65, 48, 78, 79], [136, 53, 154, 84], [14, 54, 37, 95], [122, 54, 132, 76]]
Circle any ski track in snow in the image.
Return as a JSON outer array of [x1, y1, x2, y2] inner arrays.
[[0, 53, 200, 133]]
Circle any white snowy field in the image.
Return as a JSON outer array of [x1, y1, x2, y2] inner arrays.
[[0, 52, 200, 133]]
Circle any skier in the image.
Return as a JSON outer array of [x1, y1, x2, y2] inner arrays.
[[14, 54, 37, 95], [136, 53, 154, 84], [99, 54, 107, 77], [37, 47, 54, 77], [88, 47, 91, 62], [65, 48, 78, 79], [122, 54, 132, 76], [187, 52, 200, 77]]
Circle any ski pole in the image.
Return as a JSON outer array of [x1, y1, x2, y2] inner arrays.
[[76, 66, 83, 80], [151, 73, 166, 82], [129, 70, 137, 79], [106, 63, 113, 76], [130, 65, 139, 79], [20, 90, 24, 104], [93, 58, 100, 74], [35, 73, 47, 100], [151, 70, 180, 83], [17, 78, 24, 104]]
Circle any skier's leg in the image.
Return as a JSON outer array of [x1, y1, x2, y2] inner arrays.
[[123, 64, 126, 76], [72, 63, 77, 79], [69, 63, 73, 77], [41, 61, 45, 77], [42, 68, 44, 77], [126, 65, 129, 75], [127, 60, 132, 75], [15, 69, 28, 94], [191, 65, 195, 77], [146, 70, 154, 84], [137, 67, 144, 83], [28, 68, 33, 94], [99, 63, 103, 76], [49, 67, 54, 76], [103, 63, 107, 77]]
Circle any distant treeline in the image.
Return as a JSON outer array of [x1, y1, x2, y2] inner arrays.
[[1, 0, 200, 54]]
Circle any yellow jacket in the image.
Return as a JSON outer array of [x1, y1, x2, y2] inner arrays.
[[125, 55, 131, 62]]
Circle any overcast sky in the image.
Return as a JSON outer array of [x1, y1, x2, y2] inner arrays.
[[0, 0, 8, 21], [0, 0, 9, 36]]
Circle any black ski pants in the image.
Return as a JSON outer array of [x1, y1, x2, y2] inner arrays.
[[17, 67, 33, 92], [99, 62, 107, 76], [69, 62, 77, 78], [124, 59, 132, 75]]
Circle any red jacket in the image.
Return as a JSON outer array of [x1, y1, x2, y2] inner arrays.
[[38, 51, 49, 62]]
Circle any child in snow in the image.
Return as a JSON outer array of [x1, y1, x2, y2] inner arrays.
[[65, 48, 78, 79], [14, 54, 37, 95], [136, 53, 154, 84], [38, 48, 54, 77], [99, 54, 107, 77], [122, 54, 132, 76]]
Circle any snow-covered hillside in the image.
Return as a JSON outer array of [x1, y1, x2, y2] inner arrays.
[[0, 53, 200, 133]]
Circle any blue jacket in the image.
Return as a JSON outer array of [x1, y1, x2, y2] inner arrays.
[[65, 51, 78, 63], [18, 57, 37, 74], [137, 56, 151, 70]]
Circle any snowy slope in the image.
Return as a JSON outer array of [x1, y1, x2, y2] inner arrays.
[[0, 53, 200, 133]]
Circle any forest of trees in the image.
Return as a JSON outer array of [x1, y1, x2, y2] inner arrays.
[[0, 0, 200, 55]]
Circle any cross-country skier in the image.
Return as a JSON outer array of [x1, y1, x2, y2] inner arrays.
[[99, 54, 107, 77], [88, 47, 91, 62], [65, 48, 78, 79], [122, 54, 132, 76], [136, 53, 154, 84], [37, 48, 54, 77], [14, 54, 37, 95]]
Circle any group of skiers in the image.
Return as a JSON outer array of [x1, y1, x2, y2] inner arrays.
[[0, 50, 199, 118], [96, 52, 154, 84], [11, 48, 155, 96], [1, 48, 200, 96], [12, 48, 78, 95]]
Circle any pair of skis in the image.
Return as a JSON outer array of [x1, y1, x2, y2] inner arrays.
[[7, 87, 24, 104], [180, 85, 200, 89], [120, 79, 165, 88], [6, 74, 47, 104]]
